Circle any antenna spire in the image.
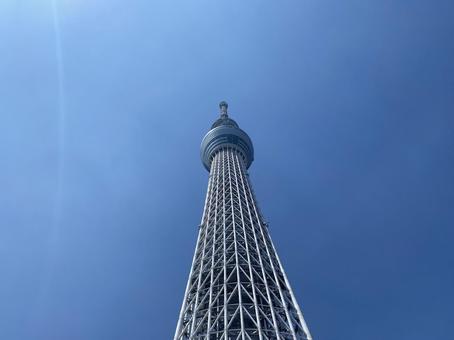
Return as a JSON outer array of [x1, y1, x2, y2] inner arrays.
[[219, 101, 228, 118]]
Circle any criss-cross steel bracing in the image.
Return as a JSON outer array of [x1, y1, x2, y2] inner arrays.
[[175, 103, 312, 340]]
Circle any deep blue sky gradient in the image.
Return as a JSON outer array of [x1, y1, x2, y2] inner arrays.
[[1, 0, 453, 339]]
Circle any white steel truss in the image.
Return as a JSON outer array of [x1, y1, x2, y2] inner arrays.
[[175, 147, 312, 340]]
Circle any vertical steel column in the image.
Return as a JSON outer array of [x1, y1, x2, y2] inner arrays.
[[232, 151, 263, 340]]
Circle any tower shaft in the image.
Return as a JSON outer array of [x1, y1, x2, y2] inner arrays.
[[175, 146, 311, 339]]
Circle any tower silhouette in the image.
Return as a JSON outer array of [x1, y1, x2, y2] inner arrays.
[[175, 102, 312, 340]]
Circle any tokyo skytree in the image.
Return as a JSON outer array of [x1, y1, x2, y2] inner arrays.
[[174, 102, 312, 340]]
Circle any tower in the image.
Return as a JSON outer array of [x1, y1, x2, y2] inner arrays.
[[175, 102, 312, 340]]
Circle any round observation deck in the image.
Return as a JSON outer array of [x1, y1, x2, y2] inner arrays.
[[200, 102, 254, 171]]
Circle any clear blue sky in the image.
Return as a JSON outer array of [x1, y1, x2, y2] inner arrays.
[[1, 0, 453, 339]]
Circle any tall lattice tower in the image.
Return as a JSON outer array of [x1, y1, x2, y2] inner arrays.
[[175, 102, 312, 340]]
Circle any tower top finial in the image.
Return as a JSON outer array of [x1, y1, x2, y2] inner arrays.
[[219, 101, 228, 117]]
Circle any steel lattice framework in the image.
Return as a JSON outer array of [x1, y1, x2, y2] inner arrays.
[[175, 103, 312, 340]]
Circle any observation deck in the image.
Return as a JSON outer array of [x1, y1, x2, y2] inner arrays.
[[200, 101, 254, 171]]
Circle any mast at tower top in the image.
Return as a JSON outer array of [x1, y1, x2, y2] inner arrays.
[[219, 100, 228, 118]]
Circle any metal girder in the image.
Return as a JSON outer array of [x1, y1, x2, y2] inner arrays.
[[175, 147, 312, 340]]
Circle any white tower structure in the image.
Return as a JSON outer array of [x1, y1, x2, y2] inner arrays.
[[175, 102, 312, 340]]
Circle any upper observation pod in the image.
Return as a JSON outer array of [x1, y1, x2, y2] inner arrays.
[[201, 101, 254, 171]]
